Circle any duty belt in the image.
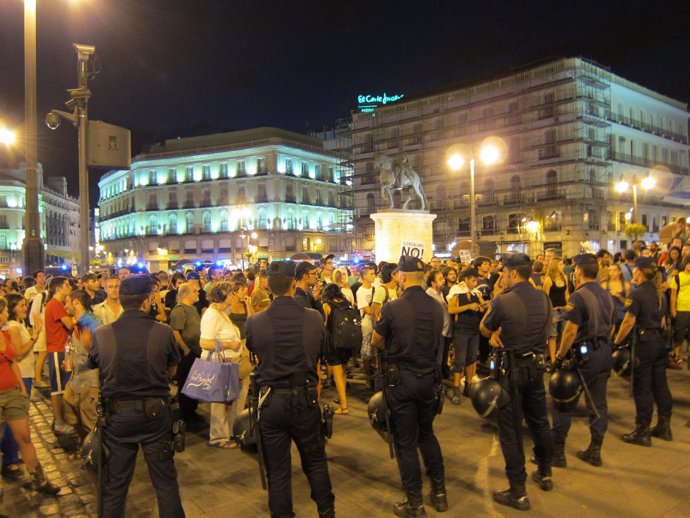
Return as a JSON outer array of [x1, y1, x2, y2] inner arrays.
[[106, 397, 168, 414], [392, 363, 435, 375]]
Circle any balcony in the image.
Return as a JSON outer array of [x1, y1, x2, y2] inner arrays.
[[166, 202, 179, 210], [183, 201, 196, 208], [146, 204, 158, 211], [608, 150, 688, 175]]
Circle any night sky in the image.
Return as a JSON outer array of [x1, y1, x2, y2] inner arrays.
[[1, 0, 689, 206]]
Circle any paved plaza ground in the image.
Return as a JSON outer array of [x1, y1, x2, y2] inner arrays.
[[4, 367, 690, 518]]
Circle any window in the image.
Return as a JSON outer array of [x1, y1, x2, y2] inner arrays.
[[509, 175, 521, 202], [220, 163, 229, 178], [202, 213, 212, 232], [302, 162, 309, 176], [483, 178, 495, 204], [315, 190, 323, 205], [302, 187, 311, 204], [286, 184, 295, 203], [482, 215, 496, 231], [258, 209, 267, 229], [545, 170, 557, 198], [257, 158, 266, 175], [540, 129, 558, 159], [314, 165, 322, 180], [508, 213, 522, 233], [257, 183, 267, 202], [185, 190, 194, 208], [202, 165, 211, 180], [328, 192, 336, 207], [219, 187, 228, 204], [168, 169, 176, 183], [148, 194, 157, 210], [366, 193, 376, 215], [185, 213, 194, 233], [285, 159, 293, 175], [185, 167, 193, 182], [237, 186, 246, 203], [202, 189, 211, 206], [169, 214, 177, 233], [220, 210, 228, 231], [287, 210, 295, 230], [328, 167, 335, 182], [237, 161, 246, 176], [458, 217, 470, 233]]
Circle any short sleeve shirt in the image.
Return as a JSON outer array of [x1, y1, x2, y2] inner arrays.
[[626, 280, 662, 329], [200, 306, 241, 359], [564, 281, 615, 342], [45, 298, 69, 353], [170, 303, 202, 356], [372, 285, 397, 306], [250, 286, 272, 311]]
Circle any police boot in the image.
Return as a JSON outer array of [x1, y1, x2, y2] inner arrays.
[[492, 482, 530, 511], [531, 465, 553, 491], [429, 478, 448, 512], [576, 439, 603, 467], [394, 490, 427, 517], [650, 416, 673, 441], [551, 440, 567, 468], [621, 425, 652, 447], [318, 508, 336, 518], [29, 464, 60, 496]]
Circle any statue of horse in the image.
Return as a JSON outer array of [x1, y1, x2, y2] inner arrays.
[[375, 154, 427, 211]]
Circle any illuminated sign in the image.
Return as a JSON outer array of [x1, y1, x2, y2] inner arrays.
[[357, 92, 405, 113]]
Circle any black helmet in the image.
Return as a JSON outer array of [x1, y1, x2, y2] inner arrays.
[[549, 369, 582, 411], [81, 429, 109, 472], [367, 391, 393, 444], [232, 409, 258, 453], [612, 347, 639, 377], [471, 377, 510, 419]]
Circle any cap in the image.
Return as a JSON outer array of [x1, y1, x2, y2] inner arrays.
[[295, 261, 317, 279], [120, 276, 154, 296], [269, 260, 297, 277], [502, 253, 532, 268], [185, 271, 201, 281], [635, 256, 656, 269], [397, 255, 425, 272], [573, 253, 598, 266]]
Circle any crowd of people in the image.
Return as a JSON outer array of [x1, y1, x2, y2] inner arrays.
[[0, 230, 687, 516]]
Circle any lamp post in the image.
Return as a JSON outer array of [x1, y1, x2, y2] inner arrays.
[[615, 174, 655, 224], [446, 138, 505, 257], [22, 0, 44, 275]]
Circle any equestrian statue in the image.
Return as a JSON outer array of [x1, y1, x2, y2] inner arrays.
[[376, 154, 428, 211]]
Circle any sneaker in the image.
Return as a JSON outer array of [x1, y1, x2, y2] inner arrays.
[[53, 423, 74, 436], [449, 388, 462, 405]]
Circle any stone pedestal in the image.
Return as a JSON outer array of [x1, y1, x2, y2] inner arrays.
[[370, 210, 436, 263]]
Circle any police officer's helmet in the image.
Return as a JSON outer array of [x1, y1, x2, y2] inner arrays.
[[367, 391, 393, 444], [611, 347, 639, 377], [81, 429, 109, 472], [232, 409, 258, 453], [470, 377, 511, 419], [549, 369, 582, 411]]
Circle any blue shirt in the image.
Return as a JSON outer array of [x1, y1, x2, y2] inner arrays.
[[78, 311, 101, 335]]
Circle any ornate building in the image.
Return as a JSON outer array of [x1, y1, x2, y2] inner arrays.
[[351, 57, 690, 257], [97, 127, 353, 270], [0, 165, 80, 277]]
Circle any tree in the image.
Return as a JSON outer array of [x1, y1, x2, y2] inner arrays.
[[625, 223, 647, 240]]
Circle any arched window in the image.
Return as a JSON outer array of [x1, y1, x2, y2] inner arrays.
[[148, 216, 158, 235], [258, 209, 267, 229], [287, 210, 295, 230], [366, 193, 376, 215], [169, 214, 177, 234], [220, 210, 228, 231], [202, 213, 212, 232], [185, 212, 194, 233]]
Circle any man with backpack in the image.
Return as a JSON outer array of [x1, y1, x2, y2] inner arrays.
[[371, 262, 398, 323]]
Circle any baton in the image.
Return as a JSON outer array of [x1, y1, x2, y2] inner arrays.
[[378, 349, 396, 460], [630, 328, 637, 398], [574, 366, 600, 421], [507, 352, 525, 461], [96, 394, 104, 518], [249, 374, 268, 490]]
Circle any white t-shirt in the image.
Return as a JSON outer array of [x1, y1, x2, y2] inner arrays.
[[6, 320, 34, 378], [356, 285, 375, 334], [28, 290, 47, 352], [200, 306, 241, 360]]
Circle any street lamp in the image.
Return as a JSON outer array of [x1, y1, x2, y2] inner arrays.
[[0, 128, 16, 146], [615, 174, 655, 223], [446, 137, 506, 257]]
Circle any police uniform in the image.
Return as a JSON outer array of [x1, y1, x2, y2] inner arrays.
[[615, 256, 673, 445], [551, 253, 614, 467], [480, 253, 553, 511], [373, 255, 446, 517], [88, 276, 185, 518], [245, 261, 335, 518]]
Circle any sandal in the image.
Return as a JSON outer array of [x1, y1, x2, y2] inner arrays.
[[334, 407, 349, 415], [208, 441, 237, 449]]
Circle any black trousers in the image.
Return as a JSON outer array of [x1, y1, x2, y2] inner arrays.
[[497, 360, 553, 487], [259, 392, 334, 518], [633, 333, 672, 426], [552, 344, 611, 444], [102, 408, 185, 518], [176, 352, 199, 419], [385, 371, 444, 494]]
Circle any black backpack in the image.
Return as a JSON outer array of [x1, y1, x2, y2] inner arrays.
[[328, 301, 363, 349]]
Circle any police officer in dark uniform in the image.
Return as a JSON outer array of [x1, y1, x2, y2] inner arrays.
[[551, 253, 615, 467], [372, 255, 446, 518], [613, 256, 673, 445], [245, 261, 335, 518], [480, 253, 553, 511], [88, 276, 185, 518]]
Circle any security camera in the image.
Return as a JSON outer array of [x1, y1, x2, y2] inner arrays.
[[45, 111, 61, 130]]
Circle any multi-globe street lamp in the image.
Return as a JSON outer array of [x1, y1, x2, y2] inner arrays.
[[615, 173, 655, 224], [446, 137, 506, 257]]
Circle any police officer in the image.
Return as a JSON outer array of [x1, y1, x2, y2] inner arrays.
[[245, 261, 335, 518], [88, 276, 185, 518], [479, 253, 553, 511], [551, 253, 615, 467], [371, 255, 446, 518], [613, 256, 673, 445]]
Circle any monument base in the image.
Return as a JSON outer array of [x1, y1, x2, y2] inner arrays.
[[370, 210, 436, 263]]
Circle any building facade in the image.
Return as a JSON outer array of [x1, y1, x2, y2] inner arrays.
[[351, 57, 690, 257], [97, 127, 353, 270], [0, 165, 80, 277]]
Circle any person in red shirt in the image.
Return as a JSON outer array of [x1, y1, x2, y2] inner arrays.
[[44, 277, 74, 435], [0, 296, 59, 495]]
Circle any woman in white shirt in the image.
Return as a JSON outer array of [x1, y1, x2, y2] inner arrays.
[[200, 281, 247, 449]]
